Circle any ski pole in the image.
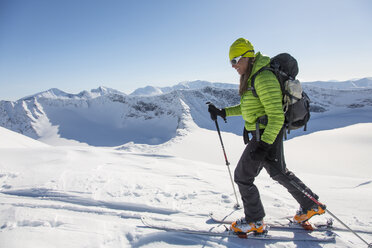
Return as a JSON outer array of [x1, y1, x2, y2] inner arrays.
[[279, 169, 372, 247], [212, 116, 240, 209]]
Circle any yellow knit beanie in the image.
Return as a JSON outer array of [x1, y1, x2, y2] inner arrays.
[[229, 38, 255, 61]]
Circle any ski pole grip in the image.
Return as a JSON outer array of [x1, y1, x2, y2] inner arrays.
[[206, 102, 216, 121], [206, 101, 227, 122]]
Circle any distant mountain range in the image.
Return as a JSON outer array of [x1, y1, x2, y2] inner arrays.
[[1, 78, 372, 146], [130, 78, 372, 96], [302, 77, 372, 90], [129, 80, 238, 96]]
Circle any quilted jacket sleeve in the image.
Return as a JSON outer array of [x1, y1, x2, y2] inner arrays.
[[225, 104, 242, 116]]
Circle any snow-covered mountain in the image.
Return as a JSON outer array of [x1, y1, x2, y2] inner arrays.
[[302, 77, 372, 90], [130, 80, 238, 96], [131, 78, 372, 96], [1, 78, 372, 146]]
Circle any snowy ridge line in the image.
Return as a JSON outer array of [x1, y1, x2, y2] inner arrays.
[[131, 78, 372, 96], [1, 188, 179, 215]]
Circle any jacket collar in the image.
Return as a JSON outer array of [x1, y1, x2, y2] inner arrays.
[[249, 52, 271, 81]]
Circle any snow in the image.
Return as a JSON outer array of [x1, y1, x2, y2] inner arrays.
[[0, 126, 48, 149], [1, 120, 372, 247], [0, 79, 372, 247]]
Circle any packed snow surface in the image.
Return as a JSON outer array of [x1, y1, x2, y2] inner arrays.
[[0, 122, 372, 247]]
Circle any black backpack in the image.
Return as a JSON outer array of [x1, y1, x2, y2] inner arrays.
[[250, 53, 310, 138]]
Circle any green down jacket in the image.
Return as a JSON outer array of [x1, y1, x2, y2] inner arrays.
[[225, 52, 284, 144]]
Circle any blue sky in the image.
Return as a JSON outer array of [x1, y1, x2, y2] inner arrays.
[[0, 0, 371, 101]]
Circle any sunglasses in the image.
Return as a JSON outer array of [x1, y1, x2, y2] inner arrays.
[[230, 50, 254, 65]]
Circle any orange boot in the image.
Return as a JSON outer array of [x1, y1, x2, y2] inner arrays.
[[231, 218, 266, 234], [293, 204, 326, 223]]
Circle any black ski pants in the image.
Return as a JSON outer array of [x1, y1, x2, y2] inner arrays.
[[234, 128, 319, 222]]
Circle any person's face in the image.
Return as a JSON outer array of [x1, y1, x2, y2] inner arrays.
[[232, 57, 249, 76]]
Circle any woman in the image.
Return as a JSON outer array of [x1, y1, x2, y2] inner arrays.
[[208, 38, 325, 234]]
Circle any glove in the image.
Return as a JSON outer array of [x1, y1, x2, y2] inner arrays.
[[250, 141, 271, 161], [208, 104, 226, 121]]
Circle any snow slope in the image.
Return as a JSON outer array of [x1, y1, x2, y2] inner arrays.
[[0, 121, 371, 247], [0, 126, 49, 149]]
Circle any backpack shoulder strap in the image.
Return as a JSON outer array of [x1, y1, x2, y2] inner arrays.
[[250, 66, 274, 97]]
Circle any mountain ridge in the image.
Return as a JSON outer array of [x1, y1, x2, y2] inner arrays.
[[130, 78, 372, 96], [1, 78, 372, 146]]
